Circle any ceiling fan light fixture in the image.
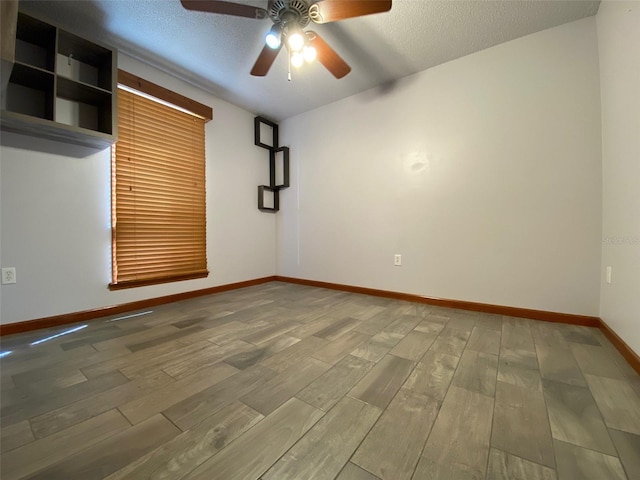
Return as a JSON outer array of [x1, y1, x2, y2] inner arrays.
[[265, 24, 282, 49], [303, 44, 316, 62], [183, 0, 394, 80], [287, 29, 305, 51], [291, 50, 304, 68]]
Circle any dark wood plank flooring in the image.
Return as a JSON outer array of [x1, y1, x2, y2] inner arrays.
[[1, 282, 639, 479]]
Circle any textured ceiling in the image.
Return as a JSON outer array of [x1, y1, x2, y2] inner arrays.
[[20, 0, 600, 120]]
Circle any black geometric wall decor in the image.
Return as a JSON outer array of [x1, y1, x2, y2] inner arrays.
[[254, 116, 279, 150], [270, 146, 290, 189], [254, 116, 289, 213], [258, 185, 279, 212]]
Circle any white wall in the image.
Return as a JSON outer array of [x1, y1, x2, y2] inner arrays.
[[597, 1, 640, 353], [278, 17, 603, 316], [0, 54, 275, 325]]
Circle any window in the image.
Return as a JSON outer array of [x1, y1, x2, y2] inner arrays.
[[110, 71, 212, 289]]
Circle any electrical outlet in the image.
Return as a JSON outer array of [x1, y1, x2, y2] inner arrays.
[[394, 254, 402, 266], [2, 267, 17, 285]]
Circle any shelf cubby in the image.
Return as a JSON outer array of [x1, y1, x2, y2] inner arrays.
[[6, 62, 54, 120], [1, 10, 116, 149], [56, 76, 112, 134], [14, 12, 56, 72], [57, 30, 113, 91]]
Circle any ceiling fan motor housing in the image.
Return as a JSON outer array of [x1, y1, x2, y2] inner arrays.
[[268, 0, 311, 27]]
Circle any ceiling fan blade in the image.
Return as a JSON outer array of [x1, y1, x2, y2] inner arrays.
[[251, 44, 282, 76], [309, 32, 351, 79], [180, 0, 268, 19], [310, 0, 392, 24]]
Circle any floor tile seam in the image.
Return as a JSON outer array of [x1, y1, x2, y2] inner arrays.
[[22, 370, 132, 429], [0, 420, 37, 456], [333, 395, 388, 480], [342, 462, 381, 480], [424, 317, 465, 355], [334, 462, 381, 480], [347, 353, 418, 410], [484, 329, 505, 480], [245, 362, 333, 413], [163, 367, 270, 431], [9, 349, 108, 380], [605, 428, 636, 480], [8, 407, 132, 480], [30, 367, 179, 435], [502, 332, 559, 473], [425, 338, 464, 392], [413, 343, 472, 474], [487, 447, 558, 475], [176, 334, 214, 347], [401, 396, 444, 480], [492, 383, 554, 468], [623, 370, 640, 383], [549, 427, 620, 458], [162, 401, 265, 480], [578, 373, 630, 448], [13, 368, 88, 395], [531, 331, 565, 356], [248, 397, 328, 479], [618, 460, 634, 480], [566, 340, 626, 380], [160, 364, 190, 381], [311, 350, 361, 367], [520, 366, 557, 471], [594, 333, 640, 379], [121, 344, 218, 378], [75, 352, 142, 378], [552, 437, 628, 463], [116, 405, 135, 428], [437, 324, 471, 378]]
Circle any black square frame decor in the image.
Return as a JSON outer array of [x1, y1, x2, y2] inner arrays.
[[270, 146, 290, 189], [254, 116, 279, 150], [254, 116, 290, 213], [258, 185, 279, 213]]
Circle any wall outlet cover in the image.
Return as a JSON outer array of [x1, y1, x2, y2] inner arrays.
[[2, 267, 17, 284]]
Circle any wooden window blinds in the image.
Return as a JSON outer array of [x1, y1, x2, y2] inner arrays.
[[110, 84, 208, 289]]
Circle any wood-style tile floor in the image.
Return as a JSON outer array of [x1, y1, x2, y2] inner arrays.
[[1, 282, 639, 480]]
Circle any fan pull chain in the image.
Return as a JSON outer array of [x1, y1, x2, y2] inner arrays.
[[288, 49, 292, 81]]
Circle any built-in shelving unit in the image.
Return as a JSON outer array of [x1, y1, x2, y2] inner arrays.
[[1, 10, 116, 149]]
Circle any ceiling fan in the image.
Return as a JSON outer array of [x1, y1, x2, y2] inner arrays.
[[181, 0, 392, 79]]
